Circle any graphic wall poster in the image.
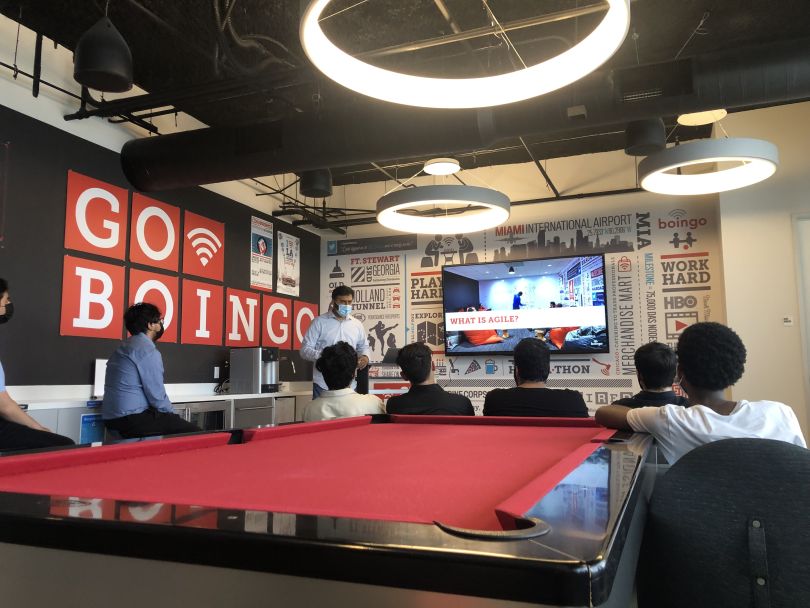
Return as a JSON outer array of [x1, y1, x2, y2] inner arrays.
[[327, 235, 418, 256], [128, 268, 179, 343], [60, 255, 125, 339], [347, 253, 405, 363], [183, 210, 225, 282], [180, 279, 224, 346], [276, 231, 300, 297], [249, 216, 274, 292], [321, 197, 725, 414], [64, 170, 129, 260], [128, 194, 180, 272]]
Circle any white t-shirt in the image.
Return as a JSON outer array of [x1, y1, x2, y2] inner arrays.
[[626, 400, 807, 464], [303, 388, 384, 422]]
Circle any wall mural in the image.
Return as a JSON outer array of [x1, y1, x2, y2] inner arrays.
[[323, 195, 723, 414]]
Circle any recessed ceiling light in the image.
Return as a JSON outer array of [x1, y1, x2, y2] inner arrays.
[[639, 138, 778, 195], [677, 109, 728, 126], [424, 158, 460, 176], [300, 0, 631, 108]]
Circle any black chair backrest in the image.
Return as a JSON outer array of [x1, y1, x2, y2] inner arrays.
[[638, 438, 810, 608]]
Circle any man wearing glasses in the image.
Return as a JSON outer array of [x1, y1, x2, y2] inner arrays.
[[103, 303, 200, 438]]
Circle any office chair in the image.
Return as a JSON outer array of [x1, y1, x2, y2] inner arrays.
[[637, 438, 810, 608]]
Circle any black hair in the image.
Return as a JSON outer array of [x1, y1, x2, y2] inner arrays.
[[517, 291, 523, 296], [396, 342, 432, 384], [676, 322, 746, 391], [514, 338, 551, 382], [634, 342, 678, 389], [0, 278, 7, 294], [316, 341, 357, 390], [124, 302, 162, 336], [331, 285, 354, 300]]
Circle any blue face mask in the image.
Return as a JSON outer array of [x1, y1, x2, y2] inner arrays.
[[337, 303, 352, 317]]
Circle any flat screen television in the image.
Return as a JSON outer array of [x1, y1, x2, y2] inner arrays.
[[442, 254, 609, 356]]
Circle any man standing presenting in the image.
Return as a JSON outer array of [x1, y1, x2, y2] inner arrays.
[[103, 303, 200, 438], [301, 286, 370, 399]]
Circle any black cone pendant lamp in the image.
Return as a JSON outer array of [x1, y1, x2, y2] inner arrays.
[[73, 16, 133, 92]]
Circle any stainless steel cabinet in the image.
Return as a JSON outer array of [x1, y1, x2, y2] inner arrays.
[[233, 396, 296, 429]]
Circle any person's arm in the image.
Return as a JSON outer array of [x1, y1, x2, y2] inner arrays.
[[136, 350, 173, 412], [355, 322, 370, 370], [594, 405, 633, 430], [0, 391, 50, 431], [300, 317, 323, 363]]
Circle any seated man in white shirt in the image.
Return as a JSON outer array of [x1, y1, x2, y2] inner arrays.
[[595, 322, 807, 463], [303, 342, 384, 422]]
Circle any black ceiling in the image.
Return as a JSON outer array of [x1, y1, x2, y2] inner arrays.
[[3, 0, 810, 187]]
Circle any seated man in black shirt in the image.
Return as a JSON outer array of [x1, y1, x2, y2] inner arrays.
[[483, 338, 588, 417], [386, 342, 474, 415], [611, 342, 688, 408]]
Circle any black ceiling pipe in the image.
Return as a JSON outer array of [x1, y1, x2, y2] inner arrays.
[[122, 37, 810, 192]]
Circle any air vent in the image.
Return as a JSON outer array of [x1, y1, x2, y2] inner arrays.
[[616, 59, 693, 103]]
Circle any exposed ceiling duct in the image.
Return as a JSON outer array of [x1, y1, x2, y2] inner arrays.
[[121, 38, 810, 192]]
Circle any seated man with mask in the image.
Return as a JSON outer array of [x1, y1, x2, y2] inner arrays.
[[103, 303, 200, 438], [0, 278, 74, 451]]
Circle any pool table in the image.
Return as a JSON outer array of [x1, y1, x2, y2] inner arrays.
[[0, 415, 656, 607]]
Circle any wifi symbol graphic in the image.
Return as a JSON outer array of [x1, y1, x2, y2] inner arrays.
[[669, 209, 687, 219], [187, 227, 222, 267]]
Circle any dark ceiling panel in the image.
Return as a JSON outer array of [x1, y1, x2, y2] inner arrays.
[[1, 0, 808, 186]]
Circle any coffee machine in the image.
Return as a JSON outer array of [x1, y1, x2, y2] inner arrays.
[[229, 347, 279, 394]]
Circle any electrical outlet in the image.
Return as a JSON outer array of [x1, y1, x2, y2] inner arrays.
[[214, 366, 220, 379]]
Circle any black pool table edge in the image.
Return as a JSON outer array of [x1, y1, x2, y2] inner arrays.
[[0, 428, 654, 606]]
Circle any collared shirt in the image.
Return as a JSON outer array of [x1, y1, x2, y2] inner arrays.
[[386, 383, 474, 416], [613, 390, 689, 408], [627, 400, 807, 464], [303, 388, 384, 422], [300, 311, 369, 390], [102, 333, 174, 420]]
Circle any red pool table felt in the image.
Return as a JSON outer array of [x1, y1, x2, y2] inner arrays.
[[0, 416, 613, 530]]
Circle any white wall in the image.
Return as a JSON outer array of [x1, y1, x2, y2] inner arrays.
[[719, 102, 810, 433]]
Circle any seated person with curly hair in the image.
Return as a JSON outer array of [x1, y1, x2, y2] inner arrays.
[[596, 322, 806, 463], [612, 342, 688, 408], [386, 342, 474, 416], [303, 341, 384, 422], [484, 338, 589, 417]]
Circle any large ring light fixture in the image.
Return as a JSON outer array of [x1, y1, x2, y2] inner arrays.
[[377, 185, 510, 234], [300, 0, 631, 109], [639, 138, 779, 196]]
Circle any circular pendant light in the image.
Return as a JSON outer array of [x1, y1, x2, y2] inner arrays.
[[638, 138, 779, 196], [300, 0, 631, 109], [377, 185, 510, 234]]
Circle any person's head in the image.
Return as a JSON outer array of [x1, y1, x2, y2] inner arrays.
[[331, 285, 355, 318], [316, 341, 357, 390], [396, 342, 434, 385], [517, 291, 523, 296], [0, 278, 13, 324], [124, 303, 164, 341], [513, 338, 551, 384], [634, 342, 678, 391], [676, 322, 746, 392], [550, 301, 556, 308]]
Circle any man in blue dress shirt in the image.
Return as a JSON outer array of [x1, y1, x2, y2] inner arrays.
[[103, 303, 200, 438], [301, 286, 370, 399]]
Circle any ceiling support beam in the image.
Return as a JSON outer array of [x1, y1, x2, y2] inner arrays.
[[519, 136, 559, 198]]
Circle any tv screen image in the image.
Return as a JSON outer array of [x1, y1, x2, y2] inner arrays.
[[442, 255, 609, 356]]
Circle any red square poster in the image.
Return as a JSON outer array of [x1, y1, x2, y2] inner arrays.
[[64, 170, 129, 260], [129, 194, 180, 272], [128, 268, 179, 343], [182, 210, 225, 282]]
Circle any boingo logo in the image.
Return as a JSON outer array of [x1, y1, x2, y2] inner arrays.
[[658, 209, 708, 231]]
